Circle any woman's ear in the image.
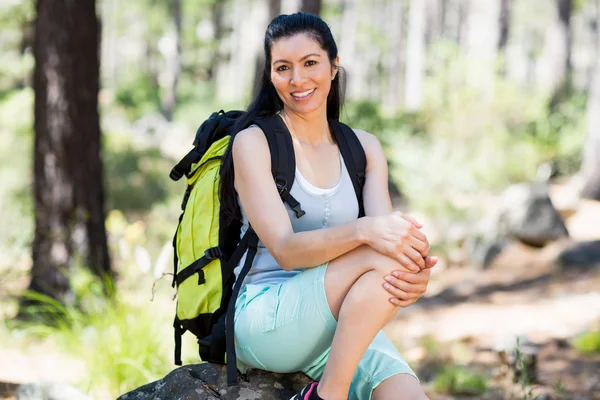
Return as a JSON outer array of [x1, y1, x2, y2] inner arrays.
[[332, 56, 340, 80]]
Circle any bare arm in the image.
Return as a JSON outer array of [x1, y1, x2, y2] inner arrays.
[[233, 126, 368, 271]]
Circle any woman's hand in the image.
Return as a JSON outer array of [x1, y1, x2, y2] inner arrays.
[[362, 211, 430, 272], [382, 258, 437, 306]]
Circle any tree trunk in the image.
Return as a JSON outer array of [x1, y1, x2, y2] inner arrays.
[[160, 0, 182, 121], [581, 47, 600, 200], [498, 0, 511, 51], [404, 0, 426, 112], [339, 0, 358, 99], [497, 0, 511, 76], [252, 0, 282, 96], [207, 0, 225, 81], [456, 0, 470, 45], [383, 0, 405, 112], [23, 0, 111, 308], [549, 0, 573, 108], [300, 0, 322, 15]]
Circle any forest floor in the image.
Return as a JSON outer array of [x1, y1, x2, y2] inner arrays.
[[387, 237, 600, 399]]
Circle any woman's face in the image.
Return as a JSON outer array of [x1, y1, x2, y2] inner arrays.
[[270, 33, 338, 115]]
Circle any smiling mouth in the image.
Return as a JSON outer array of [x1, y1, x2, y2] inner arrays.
[[291, 88, 316, 99]]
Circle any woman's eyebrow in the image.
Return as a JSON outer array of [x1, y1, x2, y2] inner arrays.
[[273, 53, 321, 64]]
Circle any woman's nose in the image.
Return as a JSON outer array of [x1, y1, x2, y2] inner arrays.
[[290, 68, 307, 85]]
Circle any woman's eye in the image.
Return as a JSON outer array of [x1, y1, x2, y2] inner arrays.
[[276, 65, 289, 72], [306, 60, 317, 66]]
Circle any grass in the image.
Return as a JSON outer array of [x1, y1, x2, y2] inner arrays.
[[573, 329, 600, 354], [15, 285, 174, 399], [432, 365, 489, 396]]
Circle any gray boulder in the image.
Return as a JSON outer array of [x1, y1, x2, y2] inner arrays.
[[498, 183, 569, 247], [558, 240, 600, 269], [118, 363, 312, 400]]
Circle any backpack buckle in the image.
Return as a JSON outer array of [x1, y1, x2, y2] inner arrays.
[[170, 166, 185, 181], [291, 204, 306, 218], [275, 177, 288, 196], [204, 247, 223, 260]]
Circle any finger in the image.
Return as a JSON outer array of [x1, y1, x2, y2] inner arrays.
[[400, 213, 423, 229], [407, 224, 427, 243], [424, 256, 439, 269], [392, 269, 429, 284], [397, 254, 420, 273], [402, 243, 426, 269], [389, 298, 415, 307], [408, 236, 428, 257], [384, 275, 424, 294], [383, 282, 411, 300]]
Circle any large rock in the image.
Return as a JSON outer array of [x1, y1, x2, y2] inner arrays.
[[118, 363, 312, 400], [497, 183, 569, 247], [557, 240, 600, 269]]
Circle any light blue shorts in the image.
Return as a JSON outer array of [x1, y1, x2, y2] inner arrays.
[[234, 263, 417, 400]]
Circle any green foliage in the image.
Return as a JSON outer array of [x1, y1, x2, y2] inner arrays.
[[104, 133, 178, 212], [573, 330, 600, 354], [0, 0, 34, 97], [0, 89, 34, 266], [514, 337, 541, 400], [432, 365, 488, 395], [114, 73, 161, 120], [17, 269, 172, 399]]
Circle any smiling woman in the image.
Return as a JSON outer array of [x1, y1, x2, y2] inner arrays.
[[218, 12, 436, 400]]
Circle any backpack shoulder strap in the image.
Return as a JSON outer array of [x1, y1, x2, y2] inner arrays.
[[252, 115, 306, 218], [330, 120, 367, 217]]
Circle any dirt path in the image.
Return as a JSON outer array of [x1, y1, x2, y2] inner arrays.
[[386, 241, 600, 399]]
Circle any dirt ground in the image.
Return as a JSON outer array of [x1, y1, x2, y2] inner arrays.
[[387, 239, 600, 400]]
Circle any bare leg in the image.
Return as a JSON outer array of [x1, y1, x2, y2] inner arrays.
[[372, 374, 429, 400], [315, 245, 419, 400]]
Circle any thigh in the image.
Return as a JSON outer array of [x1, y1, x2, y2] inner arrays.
[[234, 265, 336, 373]]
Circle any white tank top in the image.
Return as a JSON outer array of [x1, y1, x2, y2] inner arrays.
[[233, 149, 360, 287]]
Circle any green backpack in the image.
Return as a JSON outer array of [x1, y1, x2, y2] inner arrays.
[[170, 110, 367, 385]]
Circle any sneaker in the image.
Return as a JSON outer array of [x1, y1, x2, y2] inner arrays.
[[289, 382, 319, 400]]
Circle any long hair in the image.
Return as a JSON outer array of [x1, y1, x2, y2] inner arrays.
[[220, 12, 346, 222]]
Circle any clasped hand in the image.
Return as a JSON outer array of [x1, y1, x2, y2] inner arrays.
[[366, 211, 438, 307]]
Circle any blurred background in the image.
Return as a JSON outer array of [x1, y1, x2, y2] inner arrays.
[[0, 0, 599, 399]]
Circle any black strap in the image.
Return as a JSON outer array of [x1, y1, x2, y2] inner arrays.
[[170, 149, 202, 181], [173, 318, 185, 366], [175, 246, 222, 287], [253, 116, 305, 218], [225, 228, 259, 386], [171, 213, 185, 288], [330, 121, 367, 217]]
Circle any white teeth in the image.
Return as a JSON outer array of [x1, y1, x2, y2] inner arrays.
[[292, 88, 315, 98]]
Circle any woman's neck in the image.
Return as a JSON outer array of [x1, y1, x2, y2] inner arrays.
[[279, 107, 332, 147]]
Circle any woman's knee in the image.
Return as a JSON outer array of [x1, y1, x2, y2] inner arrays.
[[372, 374, 428, 400], [354, 245, 405, 278]]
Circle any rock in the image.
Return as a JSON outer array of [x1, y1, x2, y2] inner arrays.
[[557, 240, 600, 269], [464, 235, 510, 269], [498, 183, 569, 247], [118, 363, 312, 400], [16, 382, 92, 400]]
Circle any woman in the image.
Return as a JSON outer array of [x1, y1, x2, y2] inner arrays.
[[220, 12, 437, 400]]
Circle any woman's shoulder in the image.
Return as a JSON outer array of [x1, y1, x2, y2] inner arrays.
[[347, 127, 383, 155], [232, 125, 271, 169]]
